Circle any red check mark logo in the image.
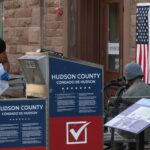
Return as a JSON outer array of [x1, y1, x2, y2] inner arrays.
[[69, 122, 90, 140]]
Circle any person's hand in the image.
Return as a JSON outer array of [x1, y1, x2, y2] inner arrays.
[[0, 70, 9, 80]]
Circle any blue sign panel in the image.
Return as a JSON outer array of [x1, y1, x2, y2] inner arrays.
[[0, 99, 46, 150], [49, 57, 103, 117]]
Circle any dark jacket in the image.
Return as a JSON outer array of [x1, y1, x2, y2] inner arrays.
[[118, 79, 150, 140]]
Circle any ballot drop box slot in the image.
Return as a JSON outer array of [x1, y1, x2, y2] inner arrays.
[[18, 53, 49, 98], [18, 52, 104, 150]]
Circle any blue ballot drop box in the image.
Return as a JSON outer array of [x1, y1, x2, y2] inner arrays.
[[18, 52, 104, 150]]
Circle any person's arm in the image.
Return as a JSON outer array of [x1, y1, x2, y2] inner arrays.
[[3, 62, 10, 72], [0, 51, 10, 72]]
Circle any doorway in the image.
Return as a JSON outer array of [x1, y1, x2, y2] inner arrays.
[[67, 0, 123, 83], [103, 0, 123, 83]]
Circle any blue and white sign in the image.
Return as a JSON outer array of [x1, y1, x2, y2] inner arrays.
[[49, 57, 104, 150], [49, 57, 103, 117], [0, 99, 46, 150]]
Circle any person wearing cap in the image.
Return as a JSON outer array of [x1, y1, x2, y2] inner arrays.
[[123, 62, 150, 97], [115, 62, 150, 150], [0, 38, 10, 80]]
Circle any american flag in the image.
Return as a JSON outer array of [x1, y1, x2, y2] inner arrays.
[[136, 3, 150, 83]]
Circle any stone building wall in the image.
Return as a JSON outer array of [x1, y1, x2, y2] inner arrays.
[[44, 0, 64, 52], [3, 0, 64, 74], [4, 0, 149, 74]]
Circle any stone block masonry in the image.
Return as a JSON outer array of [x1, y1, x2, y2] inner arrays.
[[4, 0, 64, 74]]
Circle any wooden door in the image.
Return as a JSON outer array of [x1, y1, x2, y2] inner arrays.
[[67, 0, 123, 83], [67, 0, 100, 64], [102, 0, 123, 83]]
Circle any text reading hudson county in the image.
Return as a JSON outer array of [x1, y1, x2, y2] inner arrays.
[[51, 73, 101, 80], [0, 105, 43, 111]]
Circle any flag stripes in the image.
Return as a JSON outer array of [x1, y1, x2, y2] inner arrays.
[[136, 4, 150, 83]]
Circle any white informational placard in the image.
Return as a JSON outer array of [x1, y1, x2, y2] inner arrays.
[[108, 43, 119, 55], [105, 98, 150, 134]]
